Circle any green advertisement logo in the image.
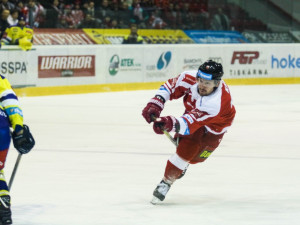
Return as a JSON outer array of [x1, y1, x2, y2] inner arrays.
[[109, 54, 120, 75]]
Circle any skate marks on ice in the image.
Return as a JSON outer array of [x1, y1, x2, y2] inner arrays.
[[12, 204, 53, 225], [11, 85, 300, 225]]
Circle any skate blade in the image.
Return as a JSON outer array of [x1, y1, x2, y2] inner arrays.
[[150, 196, 162, 205]]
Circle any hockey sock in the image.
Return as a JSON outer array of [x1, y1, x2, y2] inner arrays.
[[0, 170, 9, 196], [163, 160, 184, 184]]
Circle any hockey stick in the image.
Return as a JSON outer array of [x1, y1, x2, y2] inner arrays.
[[151, 115, 178, 147], [8, 153, 22, 191]]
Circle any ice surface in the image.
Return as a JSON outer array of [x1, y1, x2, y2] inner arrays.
[[5, 84, 300, 225]]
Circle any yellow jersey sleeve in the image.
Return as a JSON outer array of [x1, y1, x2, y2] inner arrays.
[[0, 75, 23, 129]]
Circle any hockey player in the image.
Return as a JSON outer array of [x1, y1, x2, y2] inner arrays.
[[142, 60, 236, 204], [0, 75, 35, 224], [0, 16, 33, 51]]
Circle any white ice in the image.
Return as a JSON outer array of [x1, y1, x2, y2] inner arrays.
[[4, 84, 300, 225]]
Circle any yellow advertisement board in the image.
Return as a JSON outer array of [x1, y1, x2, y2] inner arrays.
[[83, 29, 194, 44]]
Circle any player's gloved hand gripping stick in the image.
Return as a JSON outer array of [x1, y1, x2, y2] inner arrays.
[[8, 125, 35, 190], [151, 115, 179, 147]]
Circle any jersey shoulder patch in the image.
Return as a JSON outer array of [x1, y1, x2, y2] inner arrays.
[[182, 73, 196, 85]]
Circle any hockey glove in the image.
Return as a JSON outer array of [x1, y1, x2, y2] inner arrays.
[[142, 95, 165, 123], [153, 116, 180, 134], [12, 125, 35, 154]]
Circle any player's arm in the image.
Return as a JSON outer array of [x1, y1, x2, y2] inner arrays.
[[0, 75, 35, 154], [152, 108, 215, 136], [156, 72, 194, 101], [0, 75, 23, 130], [142, 73, 192, 123], [177, 109, 212, 135]]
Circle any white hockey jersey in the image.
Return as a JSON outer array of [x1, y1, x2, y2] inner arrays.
[[156, 71, 236, 136]]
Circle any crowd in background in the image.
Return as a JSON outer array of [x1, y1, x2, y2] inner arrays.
[[0, 0, 233, 31]]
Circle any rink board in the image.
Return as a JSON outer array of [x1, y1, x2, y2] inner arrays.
[[1, 44, 300, 96]]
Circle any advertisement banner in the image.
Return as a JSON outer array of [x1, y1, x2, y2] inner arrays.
[[83, 29, 194, 44], [242, 32, 264, 43], [35, 45, 99, 87], [224, 44, 300, 79], [3, 44, 300, 89], [226, 47, 269, 79], [143, 46, 177, 81], [290, 31, 300, 42], [242, 31, 298, 43], [38, 55, 95, 78], [105, 47, 143, 83], [257, 32, 297, 43], [268, 45, 299, 77], [0, 47, 37, 87], [177, 45, 224, 72], [139, 30, 193, 44], [184, 31, 249, 43], [34, 29, 96, 45]]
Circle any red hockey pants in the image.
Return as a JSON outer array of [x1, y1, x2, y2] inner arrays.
[[176, 126, 224, 164]]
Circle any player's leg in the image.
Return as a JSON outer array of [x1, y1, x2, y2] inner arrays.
[[152, 153, 189, 203], [0, 125, 12, 225], [151, 128, 205, 204], [152, 127, 225, 203], [189, 129, 224, 164]]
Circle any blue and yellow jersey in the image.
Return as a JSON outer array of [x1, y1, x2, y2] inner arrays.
[[1, 25, 33, 51], [1, 25, 33, 45], [0, 75, 23, 129]]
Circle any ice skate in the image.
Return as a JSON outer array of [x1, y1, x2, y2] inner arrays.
[[0, 195, 12, 225], [151, 180, 171, 205]]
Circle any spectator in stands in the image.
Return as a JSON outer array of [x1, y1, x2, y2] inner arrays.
[[190, 0, 207, 14], [101, 15, 111, 28], [122, 23, 143, 44], [78, 13, 99, 28], [192, 1, 209, 30], [97, 0, 113, 25], [61, 4, 75, 28], [108, 2, 120, 27], [154, 0, 169, 10], [7, 9, 19, 26], [57, 15, 69, 28], [164, 3, 182, 29], [61, 3, 84, 29], [44, 0, 62, 28], [71, 1, 84, 28], [110, 18, 119, 29], [132, 1, 148, 28], [0, 0, 15, 11], [15, 1, 25, 16], [0, 9, 10, 39], [149, 8, 166, 29], [23, 0, 45, 28], [180, 3, 194, 30], [210, 7, 230, 31], [118, 1, 132, 29], [140, 0, 155, 9], [163, 3, 178, 29], [84, 0, 96, 18], [124, 0, 133, 7], [7, 0, 18, 5]]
